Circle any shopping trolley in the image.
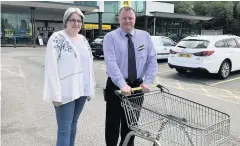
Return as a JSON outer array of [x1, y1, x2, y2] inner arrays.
[[115, 84, 231, 146]]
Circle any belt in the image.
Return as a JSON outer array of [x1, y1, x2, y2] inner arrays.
[[125, 78, 143, 85], [106, 77, 143, 89]]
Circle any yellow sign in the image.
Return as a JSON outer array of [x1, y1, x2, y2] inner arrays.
[[4, 29, 14, 37], [121, 0, 131, 7], [27, 23, 33, 36], [84, 24, 111, 30]]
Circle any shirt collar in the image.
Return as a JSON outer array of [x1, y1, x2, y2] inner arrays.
[[119, 28, 135, 37]]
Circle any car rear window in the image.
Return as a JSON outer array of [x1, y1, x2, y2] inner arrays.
[[215, 40, 226, 48], [225, 39, 238, 48], [177, 39, 210, 49], [237, 38, 240, 45]]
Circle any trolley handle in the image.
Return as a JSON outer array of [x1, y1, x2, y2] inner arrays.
[[115, 84, 169, 96], [156, 84, 169, 92]]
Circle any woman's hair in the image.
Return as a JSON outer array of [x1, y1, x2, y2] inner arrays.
[[63, 7, 85, 28]]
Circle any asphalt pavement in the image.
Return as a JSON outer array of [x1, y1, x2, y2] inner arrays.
[[1, 47, 240, 146]]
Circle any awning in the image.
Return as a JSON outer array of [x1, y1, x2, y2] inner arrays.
[[1, 1, 98, 13], [150, 11, 213, 21]]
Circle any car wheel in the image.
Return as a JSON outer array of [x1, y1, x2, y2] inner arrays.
[[176, 68, 187, 74], [218, 60, 231, 79], [93, 54, 100, 59]]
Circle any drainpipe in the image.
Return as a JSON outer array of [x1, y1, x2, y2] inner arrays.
[[98, 12, 103, 36], [30, 7, 36, 48], [153, 17, 156, 36]]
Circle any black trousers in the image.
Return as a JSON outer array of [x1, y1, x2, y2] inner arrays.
[[104, 77, 143, 146]]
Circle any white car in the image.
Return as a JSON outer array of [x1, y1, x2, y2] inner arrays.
[[168, 35, 240, 79], [151, 36, 176, 60]]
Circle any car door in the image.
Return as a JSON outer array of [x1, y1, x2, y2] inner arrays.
[[233, 38, 240, 70], [151, 36, 165, 58], [161, 37, 176, 56], [225, 38, 240, 71]]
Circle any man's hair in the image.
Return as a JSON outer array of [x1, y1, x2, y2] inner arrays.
[[118, 6, 135, 15]]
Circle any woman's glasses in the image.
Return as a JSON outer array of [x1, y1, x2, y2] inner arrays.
[[68, 19, 82, 24]]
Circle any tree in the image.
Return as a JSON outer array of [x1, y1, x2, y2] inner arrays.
[[168, 1, 240, 35], [233, 1, 240, 19], [193, 1, 240, 35], [193, 1, 211, 16], [173, 1, 195, 15]]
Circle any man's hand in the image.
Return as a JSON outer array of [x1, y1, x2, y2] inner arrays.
[[52, 101, 62, 107], [140, 83, 151, 93], [121, 85, 132, 96]]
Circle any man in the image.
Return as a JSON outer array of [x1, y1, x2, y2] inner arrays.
[[103, 6, 158, 146]]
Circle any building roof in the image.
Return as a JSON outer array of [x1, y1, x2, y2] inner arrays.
[[150, 11, 213, 21], [1, 1, 98, 14]]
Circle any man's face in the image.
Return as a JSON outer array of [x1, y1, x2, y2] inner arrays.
[[118, 9, 136, 33]]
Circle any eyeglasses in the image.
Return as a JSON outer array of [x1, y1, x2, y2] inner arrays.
[[68, 19, 82, 23]]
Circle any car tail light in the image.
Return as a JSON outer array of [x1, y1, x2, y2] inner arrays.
[[193, 51, 215, 56], [170, 49, 177, 54]]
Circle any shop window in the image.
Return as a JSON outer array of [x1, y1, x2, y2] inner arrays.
[[104, 1, 119, 13], [75, 1, 97, 7], [1, 13, 32, 45]]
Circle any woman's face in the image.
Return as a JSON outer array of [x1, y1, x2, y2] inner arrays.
[[66, 12, 82, 33]]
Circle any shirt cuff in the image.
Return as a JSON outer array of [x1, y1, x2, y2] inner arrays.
[[117, 78, 127, 90], [143, 78, 153, 87]]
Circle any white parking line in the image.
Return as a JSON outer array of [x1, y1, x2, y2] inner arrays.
[[1, 68, 25, 78], [201, 85, 212, 97], [222, 89, 240, 100], [17, 65, 25, 78], [185, 87, 239, 99], [165, 84, 240, 105], [209, 77, 240, 86], [1, 65, 25, 78], [176, 81, 184, 90], [203, 84, 240, 95]]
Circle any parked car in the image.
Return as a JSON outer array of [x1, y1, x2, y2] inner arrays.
[[151, 36, 176, 60], [168, 35, 240, 79], [90, 36, 104, 59]]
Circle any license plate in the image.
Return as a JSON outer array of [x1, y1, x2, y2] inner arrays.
[[179, 54, 192, 58]]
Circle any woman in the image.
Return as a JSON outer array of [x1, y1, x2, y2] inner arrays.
[[43, 7, 95, 146]]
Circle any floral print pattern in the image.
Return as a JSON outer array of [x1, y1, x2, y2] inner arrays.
[[53, 33, 77, 59]]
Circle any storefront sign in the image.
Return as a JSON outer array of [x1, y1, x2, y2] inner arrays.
[[84, 24, 111, 30], [38, 27, 54, 31], [4, 29, 14, 37], [3, 28, 32, 38], [121, 0, 131, 7]]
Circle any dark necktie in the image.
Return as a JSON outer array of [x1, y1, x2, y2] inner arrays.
[[126, 33, 137, 82]]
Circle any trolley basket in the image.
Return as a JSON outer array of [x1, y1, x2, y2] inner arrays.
[[115, 84, 231, 146]]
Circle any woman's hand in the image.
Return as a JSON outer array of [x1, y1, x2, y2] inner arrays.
[[52, 101, 62, 107]]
